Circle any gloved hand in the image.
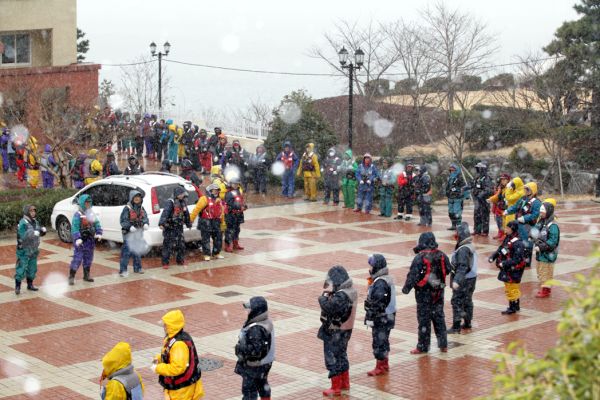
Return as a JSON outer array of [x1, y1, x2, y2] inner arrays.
[[452, 282, 459, 290], [75, 239, 83, 247], [360, 180, 365, 185], [41, 227, 47, 233], [534, 246, 540, 253], [150, 363, 157, 373], [503, 210, 509, 216], [517, 216, 525, 223], [34, 230, 40, 237], [402, 286, 410, 294], [488, 257, 494, 264], [365, 320, 374, 327], [129, 226, 137, 233], [333, 171, 337, 175], [143, 224, 149, 230], [94, 234, 102, 241], [366, 180, 371, 185]]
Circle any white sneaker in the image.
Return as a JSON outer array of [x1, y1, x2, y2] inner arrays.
[[213, 254, 224, 259], [119, 272, 129, 278], [203, 255, 211, 261]]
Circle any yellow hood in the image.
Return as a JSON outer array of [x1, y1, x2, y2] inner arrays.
[[512, 177, 523, 190], [543, 197, 557, 207], [88, 148, 99, 158], [168, 124, 176, 132], [210, 165, 222, 176], [306, 143, 314, 152], [102, 342, 132, 376], [524, 182, 538, 196], [162, 309, 185, 338]]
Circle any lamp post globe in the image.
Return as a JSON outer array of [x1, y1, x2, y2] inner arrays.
[[149, 41, 157, 55], [338, 47, 349, 66]]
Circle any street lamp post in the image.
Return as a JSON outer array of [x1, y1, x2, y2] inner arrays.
[[338, 47, 364, 150], [150, 41, 171, 117]]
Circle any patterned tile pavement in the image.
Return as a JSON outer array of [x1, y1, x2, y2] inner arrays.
[[0, 199, 598, 399]]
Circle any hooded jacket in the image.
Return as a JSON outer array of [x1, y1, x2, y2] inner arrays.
[[402, 232, 450, 294], [355, 155, 379, 187], [365, 254, 396, 324], [276, 141, 298, 171], [297, 143, 321, 177], [101, 342, 144, 400], [17, 205, 45, 251], [504, 177, 525, 208], [451, 223, 477, 285], [235, 296, 275, 369], [318, 266, 357, 334], [119, 190, 149, 236], [533, 202, 560, 263], [490, 221, 526, 283], [322, 147, 342, 178], [471, 165, 493, 200], [446, 163, 466, 199], [159, 188, 191, 230], [71, 194, 103, 241], [340, 149, 358, 180], [155, 310, 204, 399], [507, 182, 542, 228]]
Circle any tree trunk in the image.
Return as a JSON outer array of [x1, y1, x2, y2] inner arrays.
[[591, 87, 600, 128]]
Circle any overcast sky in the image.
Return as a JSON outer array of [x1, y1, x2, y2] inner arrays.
[[78, 0, 578, 119]]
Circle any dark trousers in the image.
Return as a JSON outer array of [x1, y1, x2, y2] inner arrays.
[[135, 137, 144, 157], [372, 317, 395, 360], [415, 289, 447, 352], [320, 329, 352, 378], [451, 277, 476, 325], [254, 170, 267, 194], [474, 198, 490, 234], [120, 240, 142, 273], [323, 178, 340, 204], [161, 228, 185, 265], [199, 220, 222, 255], [225, 214, 243, 244], [239, 364, 272, 400], [154, 140, 163, 161], [397, 195, 413, 215], [418, 196, 433, 225], [70, 238, 95, 271]]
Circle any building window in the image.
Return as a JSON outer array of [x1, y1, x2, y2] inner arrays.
[[0, 33, 31, 65]]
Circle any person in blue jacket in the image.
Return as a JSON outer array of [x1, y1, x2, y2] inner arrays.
[[504, 182, 541, 267], [276, 141, 299, 198], [446, 163, 467, 231], [69, 194, 103, 285], [354, 153, 379, 214], [119, 190, 149, 276]]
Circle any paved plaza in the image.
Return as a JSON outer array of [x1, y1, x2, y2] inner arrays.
[[0, 200, 598, 399]]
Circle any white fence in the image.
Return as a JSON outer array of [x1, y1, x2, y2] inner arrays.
[[205, 120, 271, 141]]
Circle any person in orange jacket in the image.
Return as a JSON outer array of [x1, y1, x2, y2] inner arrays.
[[488, 173, 511, 240], [190, 183, 225, 261], [296, 142, 320, 201], [153, 310, 204, 400]]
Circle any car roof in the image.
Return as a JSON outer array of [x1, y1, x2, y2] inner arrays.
[[103, 172, 191, 187]]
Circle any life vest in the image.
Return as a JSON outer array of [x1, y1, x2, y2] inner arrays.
[[367, 275, 397, 317], [416, 250, 447, 289], [451, 243, 478, 279], [101, 366, 143, 400], [159, 330, 202, 390], [497, 236, 526, 270], [281, 151, 295, 169], [301, 153, 315, 171], [76, 211, 96, 239], [201, 197, 223, 220], [338, 288, 357, 330], [17, 217, 40, 250], [128, 205, 146, 227], [238, 319, 275, 367], [516, 197, 539, 224], [538, 221, 560, 262], [227, 190, 245, 213]]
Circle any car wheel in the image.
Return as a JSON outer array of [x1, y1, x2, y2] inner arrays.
[[57, 216, 72, 243]]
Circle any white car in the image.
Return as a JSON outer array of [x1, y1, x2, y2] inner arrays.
[[51, 172, 202, 247]]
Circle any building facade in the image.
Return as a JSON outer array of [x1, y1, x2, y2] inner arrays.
[[0, 0, 100, 137]]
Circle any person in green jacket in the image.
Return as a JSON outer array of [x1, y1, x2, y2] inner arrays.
[[531, 199, 560, 298], [15, 205, 46, 295], [340, 149, 357, 209]]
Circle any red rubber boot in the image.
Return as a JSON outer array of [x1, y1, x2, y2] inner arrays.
[[322, 374, 342, 397], [367, 360, 386, 376]]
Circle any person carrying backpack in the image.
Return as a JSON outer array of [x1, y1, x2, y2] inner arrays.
[[100, 342, 144, 400]]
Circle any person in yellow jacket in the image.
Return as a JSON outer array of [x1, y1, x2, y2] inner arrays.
[[177, 127, 186, 160], [296, 142, 321, 201], [100, 342, 144, 400], [84, 149, 103, 186], [153, 310, 204, 400], [25, 136, 41, 188], [502, 176, 525, 225]]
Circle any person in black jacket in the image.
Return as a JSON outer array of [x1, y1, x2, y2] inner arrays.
[[224, 177, 247, 252], [402, 232, 449, 354], [160, 159, 173, 173], [119, 190, 149, 277], [158, 186, 191, 269], [102, 152, 121, 177], [448, 223, 478, 334], [471, 162, 494, 236], [180, 158, 203, 188], [489, 220, 526, 315], [446, 163, 467, 230], [235, 296, 275, 400], [318, 265, 357, 397], [124, 155, 144, 175], [414, 165, 433, 227], [364, 254, 396, 376]]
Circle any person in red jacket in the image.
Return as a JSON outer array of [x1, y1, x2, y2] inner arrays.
[[395, 163, 415, 221]]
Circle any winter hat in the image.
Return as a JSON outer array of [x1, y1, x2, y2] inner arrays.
[[413, 232, 438, 253], [44, 144, 52, 152], [324, 265, 350, 291], [243, 296, 268, 321], [506, 220, 519, 233], [368, 254, 387, 275]]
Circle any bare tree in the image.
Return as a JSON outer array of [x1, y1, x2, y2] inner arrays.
[[422, 1, 497, 113], [119, 56, 170, 115], [384, 20, 441, 136], [309, 19, 400, 99]]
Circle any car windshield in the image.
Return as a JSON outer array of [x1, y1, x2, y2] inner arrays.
[[155, 184, 199, 209]]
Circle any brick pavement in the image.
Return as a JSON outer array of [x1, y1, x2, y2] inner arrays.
[[0, 200, 598, 399]]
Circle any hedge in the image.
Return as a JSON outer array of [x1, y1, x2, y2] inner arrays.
[[0, 188, 77, 232]]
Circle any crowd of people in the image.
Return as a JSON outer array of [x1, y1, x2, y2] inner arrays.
[[7, 114, 567, 399]]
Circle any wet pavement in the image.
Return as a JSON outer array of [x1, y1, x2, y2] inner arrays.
[[0, 196, 598, 399]]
